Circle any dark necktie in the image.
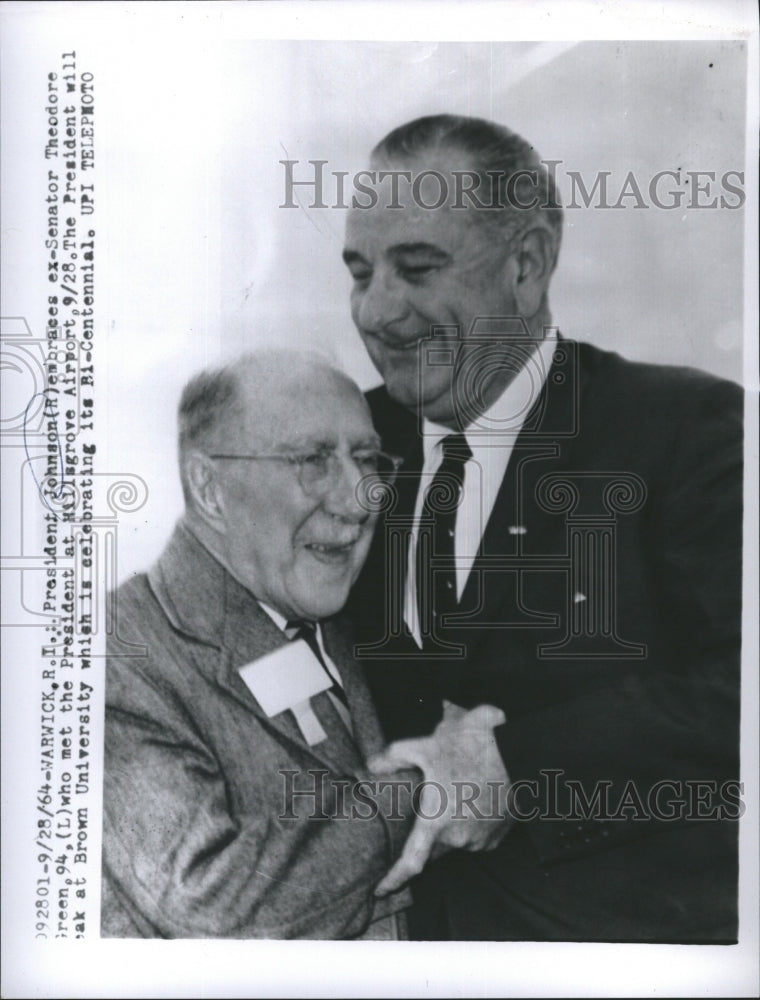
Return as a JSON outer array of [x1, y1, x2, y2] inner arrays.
[[416, 432, 472, 629], [285, 620, 350, 710]]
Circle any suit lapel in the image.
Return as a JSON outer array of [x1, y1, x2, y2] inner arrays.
[[361, 341, 596, 705], [372, 338, 586, 600], [454, 340, 589, 651], [387, 434, 424, 528]]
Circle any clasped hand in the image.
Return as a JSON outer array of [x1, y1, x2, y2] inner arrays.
[[367, 701, 512, 896]]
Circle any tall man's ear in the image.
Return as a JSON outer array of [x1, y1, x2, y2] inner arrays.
[[512, 226, 558, 318], [185, 451, 227, 530]]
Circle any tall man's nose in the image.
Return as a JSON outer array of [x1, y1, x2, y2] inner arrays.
[[355, 270, 409, 334]]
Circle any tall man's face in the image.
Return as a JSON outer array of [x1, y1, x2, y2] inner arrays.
[[343, 151, 536, 427]]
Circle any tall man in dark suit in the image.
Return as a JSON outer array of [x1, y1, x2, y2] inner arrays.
[[102, 350, 413, 939], [343, 115, 743, 941]]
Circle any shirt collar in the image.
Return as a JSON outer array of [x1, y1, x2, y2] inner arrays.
[[421, 331, 557, 461], [258, 602, 290, 634]]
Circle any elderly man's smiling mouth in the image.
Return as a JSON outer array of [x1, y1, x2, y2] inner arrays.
[[303, 537, 364, 564]]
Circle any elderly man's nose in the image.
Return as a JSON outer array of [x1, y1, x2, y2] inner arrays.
[[323, 458, 371, 521]]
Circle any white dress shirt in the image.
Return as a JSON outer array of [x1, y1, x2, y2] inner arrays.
[[405, 333, 557, 646]]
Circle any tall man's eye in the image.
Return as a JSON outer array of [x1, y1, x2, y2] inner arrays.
[[347, 264, 372, 284], [400, 264, 437, 283]]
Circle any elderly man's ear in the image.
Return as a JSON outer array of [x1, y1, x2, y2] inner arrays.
[[510, 226, 558, 319], [185, 451, 228, 530]]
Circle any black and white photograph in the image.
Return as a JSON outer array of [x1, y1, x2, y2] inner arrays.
[[1, 1, 758, 996]]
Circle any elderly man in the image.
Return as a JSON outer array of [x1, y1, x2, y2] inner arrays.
[[101, 350, 413, 939], [344, 115, 743, 941]]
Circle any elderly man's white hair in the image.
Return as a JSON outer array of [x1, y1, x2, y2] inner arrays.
[[177, 349, 360, 505]]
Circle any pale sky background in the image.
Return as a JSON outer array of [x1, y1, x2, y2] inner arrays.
[[105, 38, 747, 582], [3, 33, 749, 580], [221, 38, 746, 385]]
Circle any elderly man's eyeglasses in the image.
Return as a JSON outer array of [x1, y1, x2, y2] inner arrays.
[[208, 447, 403, 497]]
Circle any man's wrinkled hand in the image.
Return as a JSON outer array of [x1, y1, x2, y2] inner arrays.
[[366, 703, 512, 897]]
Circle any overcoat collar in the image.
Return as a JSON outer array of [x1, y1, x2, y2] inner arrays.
[[148, 521, 385, 773]]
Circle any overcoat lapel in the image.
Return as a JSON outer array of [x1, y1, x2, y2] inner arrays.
[[148, 522, 374, 777], [322, 617, 387, 760]]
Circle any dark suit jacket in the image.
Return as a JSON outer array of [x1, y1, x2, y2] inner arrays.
[[102, 522, 412, 939], [351, 339, 743, 942]]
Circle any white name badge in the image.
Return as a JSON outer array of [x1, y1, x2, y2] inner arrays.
[[238, 639, 331, 745]]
